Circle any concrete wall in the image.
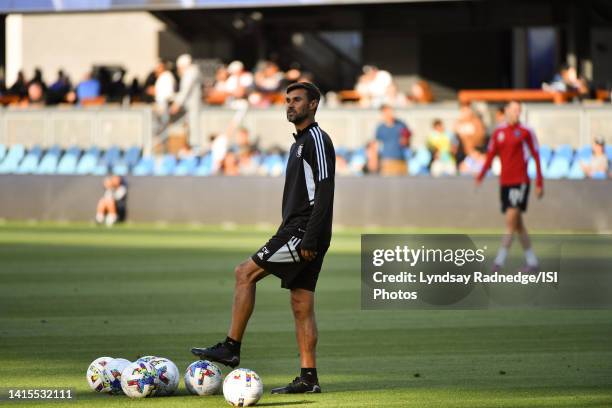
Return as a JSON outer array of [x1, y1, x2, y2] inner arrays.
[[5, 12, 164, 86], [0, 175, 609, 231]]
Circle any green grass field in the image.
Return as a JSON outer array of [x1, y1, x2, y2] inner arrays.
[[1, 222, 611, 407]]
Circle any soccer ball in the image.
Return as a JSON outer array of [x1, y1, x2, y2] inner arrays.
[[86, 356, 113, 393], [104, 358, 131, 395], [223, 368, 263, 407], [136, 355, 157, 363], [184, 360, 223, 396], [149, 357, 179, 396], [120, 361, 157, 398]]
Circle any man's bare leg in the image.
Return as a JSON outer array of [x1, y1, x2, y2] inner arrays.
[[228, 258, 268, 341], [191, 258, 267, 367], [290, 288, 317, 369]]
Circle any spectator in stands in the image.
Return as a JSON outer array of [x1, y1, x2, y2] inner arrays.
[[580, 138, 609, 178], [205, 65, 230, 105], [364, 140, 380, 174], [225, 60, 253, 102], [76, 71, 101, 104], [107, 68, 128, 103], [22, 82, 45, 107], [28, 68, 47, 93], [427, 119, 457, 158], [9, 71, 28, 99], [356, 65, 393, 108], [210, 132, 229, 174], [154, 60, 176, 110], [128, 78, 143, 103], [459, 150, 485, 176], [281, 63, 302, 89], [408, 80, 434, 104], [47, 70, 73, 105], [375, 104, 411, 176], [453, 103, 485, 163], [221, 151, 240, 176], [95, 175, 127, 227], [546, 63, 589, 97], [170, 54, 202, 143], [237, 145, 260, 176]]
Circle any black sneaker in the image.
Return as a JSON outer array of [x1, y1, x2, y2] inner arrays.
[[271, 377, 321, 394], [191, 343, 240, 368]]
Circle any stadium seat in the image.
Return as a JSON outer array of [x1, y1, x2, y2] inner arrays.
[[554, 144, 574, 161], [55, 146, 82, 175], [99, 145, 122, 168], [577, 144, 592, 161], [194, 154, 213, 176], [15, 145, 43, 174], [123, 146, 142, 169], [262, 154, 284, 176], [174, 156, 199, 176], [348, 148, 366, 175], [605, 145, 612, 161], [132, 156, 154, 176], [527, 157, 548, 179], [538, 144, 552, 165], [0, 144, 6, 163], [154, 154, 177, 176], [544, 157, 570, 179], [36, 146, 64, 175], [567, 159, 585, 179], [591, 171, 607, 180], [75, 147, 101, 175]]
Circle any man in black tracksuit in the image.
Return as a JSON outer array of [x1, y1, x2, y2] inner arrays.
[[192, 82, 335, 394]]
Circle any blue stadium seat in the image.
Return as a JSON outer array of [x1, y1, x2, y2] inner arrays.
[[527, 157, 549, 179], [15, 145, 43, 174], [174, 156, 199, 176], [567, 159, 585, 179], [538, 144, 552, 165], [605, 145, 612, 161], [0, 144, 26, 174], [194, 154, 213, 176], [75, 147, 101, 175], [554, 144, 574, 161], [577, 144, 592, 161], [154, 154, 177, 176], [262, 154, 284, 176], [132, 156, 155, 176], [544, 157, 570, 179], [99, 145, 122, 168], [413, 147, 432, 167], [123, 146, 142, 168], [55, 146, 82, 175], [591, 171, 607, 180], [36, 146, 64, 175]]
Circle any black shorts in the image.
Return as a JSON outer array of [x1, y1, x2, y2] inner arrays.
[[500, 183, 530, 213], [251, 227, 327, 292]]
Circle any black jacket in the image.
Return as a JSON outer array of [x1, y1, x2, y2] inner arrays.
[[279, 122, 335, 251]]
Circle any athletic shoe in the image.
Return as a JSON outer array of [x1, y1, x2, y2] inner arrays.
[[491, 263, 502, 273], [191, 343, 240, 368], [271, 377, 321, 394]]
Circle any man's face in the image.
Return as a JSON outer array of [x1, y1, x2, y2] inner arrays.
[[286, 88, 314, 124], [381, 107, 394, 122], [505, 102, 521, 124]]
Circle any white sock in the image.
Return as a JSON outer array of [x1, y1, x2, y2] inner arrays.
[[524, 248, 538, 267], [494, 247, 508, 266], [105, 214, 117, 226], [95, 213, 104, 223]]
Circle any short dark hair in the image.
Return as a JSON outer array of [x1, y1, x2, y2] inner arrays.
[[286, 81, 321, 103], [379, 104, 393, 112], [432, 118, 443, 127]]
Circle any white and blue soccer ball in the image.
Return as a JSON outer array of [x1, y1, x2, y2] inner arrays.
[[104, 358, 131, 395], [135, 355, 157, 363], [223, 368, 263, 407], [120, 361, 157, 398], [149, 357, 179, 396], [184, 360, 223, 396], [86, 356, 113, 393]]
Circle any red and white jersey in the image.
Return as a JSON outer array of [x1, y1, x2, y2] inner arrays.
[[477, 122, 543, 187]]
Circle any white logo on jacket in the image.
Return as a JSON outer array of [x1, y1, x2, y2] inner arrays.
[[296, 144, 304, 158]]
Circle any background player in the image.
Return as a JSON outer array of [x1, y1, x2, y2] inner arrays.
[[191, 82, 335, 394], [475, 101, 543, 272]]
